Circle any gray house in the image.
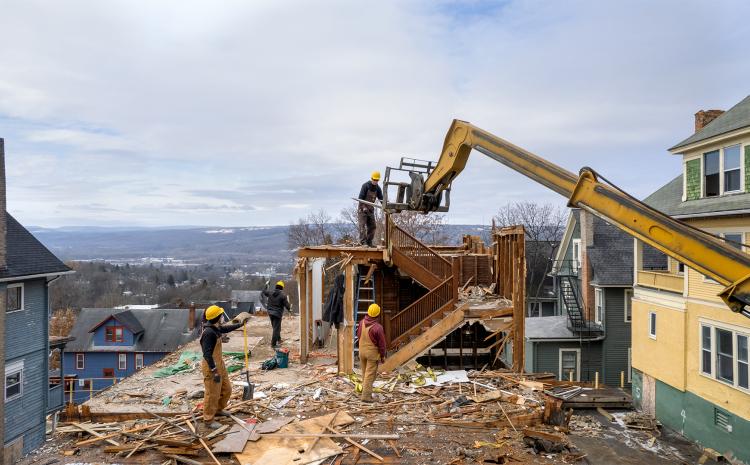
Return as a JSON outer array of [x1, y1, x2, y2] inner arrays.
[[524, 209, 634, 388], [3, 214, 72, 461]]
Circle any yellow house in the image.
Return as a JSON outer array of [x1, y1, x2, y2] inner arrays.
[[632, 95, 750, 464]]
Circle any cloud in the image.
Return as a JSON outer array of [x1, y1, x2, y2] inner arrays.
[[1, 0, 749, 227]]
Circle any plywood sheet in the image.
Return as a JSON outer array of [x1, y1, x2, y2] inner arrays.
[[234, 411, 354, 465], [212, 423, 250, 453]]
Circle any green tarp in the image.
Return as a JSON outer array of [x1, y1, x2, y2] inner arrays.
[[153, 351, 247, 378]]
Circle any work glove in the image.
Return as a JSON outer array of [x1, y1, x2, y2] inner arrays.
[[231, 312, 252, 324], [212, 372, 221, 383]]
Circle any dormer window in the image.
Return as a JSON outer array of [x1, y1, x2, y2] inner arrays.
[[698, 144, 743, 198], [704, 150, 720, 197], [724, 144, 741, 193], [105, 326, 124, 343]]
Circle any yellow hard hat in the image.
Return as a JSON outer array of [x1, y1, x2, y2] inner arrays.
[[367, 303, 381, 318], [205, 305, 224, 320], [371, 171, 381, 181], [276, 280, 285, 289]]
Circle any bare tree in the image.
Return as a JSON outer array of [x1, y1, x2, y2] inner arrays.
[[339, 204, 448, 246], [494, 202, 567, 316], [287, 209, 336, 249]]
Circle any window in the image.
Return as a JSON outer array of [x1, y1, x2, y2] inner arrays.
[[724, 233, 743, 251], [572, 239, 582, 270], [700, 322, 750, 392], [724, 144, 741, 192], [5, 361, 23, 402], [559, 348, 580, 381], [118, 353, 127, 370], [75, 353, 85, 370], [7, 284, 23, 313], [739, 335, 748, 389], [624, 289, 632, 323], [594, 288, 604, 324], [717, 328, 734, 383], [701, 325, 712, 375], [135, 353, 144, 370], [649, 311, 656, 339], [105, 326, 124, 343], [704, 150, 720, 197], [103, 368, 115, 378]]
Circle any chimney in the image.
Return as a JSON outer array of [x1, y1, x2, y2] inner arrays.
[[694, 109, 724, 132], [188, 302, 196, 330]]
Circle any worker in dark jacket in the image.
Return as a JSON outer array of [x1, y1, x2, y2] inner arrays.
[[262, 280, 292, 348], [356, 304, 386, 402], [357, 171, 383, 247], [200, 305, 249, 429]]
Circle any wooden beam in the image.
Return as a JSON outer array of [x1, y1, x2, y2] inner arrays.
[[307, 266, 313, 355], [299, 263, 309, 363], [297, 247, 385, 261], [338, 263, 356, 373]]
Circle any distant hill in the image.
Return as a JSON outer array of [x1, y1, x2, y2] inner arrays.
[[31, 224, 492, 265]]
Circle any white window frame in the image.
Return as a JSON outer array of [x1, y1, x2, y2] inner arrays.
[[627, 348, 632, 383], [75, 353, 85, 370], [572, 239, 582, 270], [698, 319, 750, 393], [701, 145, 745, 198], [722, 143, 743, 194], [6, 283, 24, 313], [624, 289, 632, 323], [118, 353, 127, 371], [594, 288, 604, 325], [5, 360, 24, 402], [558, 348, 581, 382], [649, 311, 657, 340], [135, 353, 144, 370]]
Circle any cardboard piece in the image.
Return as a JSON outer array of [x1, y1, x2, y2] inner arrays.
[[212, 424, 251, 453]]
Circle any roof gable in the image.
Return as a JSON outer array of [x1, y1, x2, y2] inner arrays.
[[670, 95, 750, 152], [88, 310, 144, 335], [1, 214, 70, 280]]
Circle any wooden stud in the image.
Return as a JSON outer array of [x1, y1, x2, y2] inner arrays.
[[299, 264, 309, 364]]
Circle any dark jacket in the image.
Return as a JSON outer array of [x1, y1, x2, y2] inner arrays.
[[200, 321, 242, 370], [322, 273, 345, 328], [358, 181, 383, 212], [356, 315, 387, 359], [262, 286, 291, 318]]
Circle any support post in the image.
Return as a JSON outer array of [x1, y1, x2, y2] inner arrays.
[[338, 264, 355, 373], [307, 266, 313, 354], [299, 265, 309, 364]]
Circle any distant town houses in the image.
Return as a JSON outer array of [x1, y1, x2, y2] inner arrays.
[[62, 307, 201, 404]]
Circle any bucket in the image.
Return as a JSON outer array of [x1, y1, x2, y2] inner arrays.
[[275, 348, 289, 368]]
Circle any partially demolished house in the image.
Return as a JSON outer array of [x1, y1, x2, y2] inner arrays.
[[295, 216, 527, 374]]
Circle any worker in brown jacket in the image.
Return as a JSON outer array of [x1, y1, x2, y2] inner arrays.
[[356, 303, 386, 402], [200, 305, 248, 428]]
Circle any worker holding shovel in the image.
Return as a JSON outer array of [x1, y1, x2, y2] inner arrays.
[[200, 305, 250, 429]]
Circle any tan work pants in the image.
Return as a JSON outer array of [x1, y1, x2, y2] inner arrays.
[[358, 324, 380, 401], [201, 339, 231, 421]]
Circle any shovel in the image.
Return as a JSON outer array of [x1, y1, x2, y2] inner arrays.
[[241, 322, 254, 400]]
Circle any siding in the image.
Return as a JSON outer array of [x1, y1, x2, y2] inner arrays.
[[685, 158, 701, 200], [745, 146, 750, 193], [686, 267, 724, 302], [533, 341, 603, 382], [92, 317, 136, 346], [3, 278, 50, 454], [601, 287, 632, 387]]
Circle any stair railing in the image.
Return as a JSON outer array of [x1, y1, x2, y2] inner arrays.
[[388, 217, 452, 281]]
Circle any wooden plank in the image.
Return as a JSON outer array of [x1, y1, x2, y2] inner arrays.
[[390, 247, 441, 289], [338, 264, 356, 374], [297, 248, 385, 261], [71, 422, 120, 447], [325, 425, 383, 462], [212, 424, 251, 453], [380, 306, 466, 372], [184, 419, 220, 465]]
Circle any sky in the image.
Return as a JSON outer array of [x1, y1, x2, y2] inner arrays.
[[1, 0, 749, 228]]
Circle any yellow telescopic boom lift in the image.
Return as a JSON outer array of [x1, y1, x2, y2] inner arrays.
[[382, 119, 750, 318]]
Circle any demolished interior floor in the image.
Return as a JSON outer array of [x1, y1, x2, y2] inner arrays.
[[21, 314, 722, 465]]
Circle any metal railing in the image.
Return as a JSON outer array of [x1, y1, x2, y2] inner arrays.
[[551, 259, 580, 277], [389, 277, 456, 348]]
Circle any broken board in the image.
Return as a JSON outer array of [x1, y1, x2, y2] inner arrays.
[[234, 411, 354, 465], [212, 424, 250, 453]]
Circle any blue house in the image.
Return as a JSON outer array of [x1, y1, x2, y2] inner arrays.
[[63, 308, 200, 403], [3, 214, 72, 461]]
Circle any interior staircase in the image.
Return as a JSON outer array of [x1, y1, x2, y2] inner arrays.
[[380, 217, 463, 370]]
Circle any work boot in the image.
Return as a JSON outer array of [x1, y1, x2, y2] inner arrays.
[[216, 410, 231, 417], [204, 420, 223, 430]]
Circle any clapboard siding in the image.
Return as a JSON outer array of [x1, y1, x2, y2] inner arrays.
[[602, 287, 632, 387], [5, 279, 47, 360], [533, 340, 603, 382], [4, 350, 47, 454]]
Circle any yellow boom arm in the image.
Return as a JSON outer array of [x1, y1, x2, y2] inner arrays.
[[418, 119, 750, 317]]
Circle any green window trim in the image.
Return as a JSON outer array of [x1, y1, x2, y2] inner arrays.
[[685, 158, 701, 201]]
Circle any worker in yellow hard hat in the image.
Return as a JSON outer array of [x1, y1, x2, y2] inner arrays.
[[355, 303, 386, 402], [357, 171, 383, 247], [200, 305, 250, 429], [262, 280, 292, 348]]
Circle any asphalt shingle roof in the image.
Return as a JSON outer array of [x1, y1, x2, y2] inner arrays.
[[525, 315, 576, 339], [644, 175, 750, 218], [1, 214, 70, 280], [670, 95, 750, 151], [66, 308, 201, 352], [588, 216, 633, 286]]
